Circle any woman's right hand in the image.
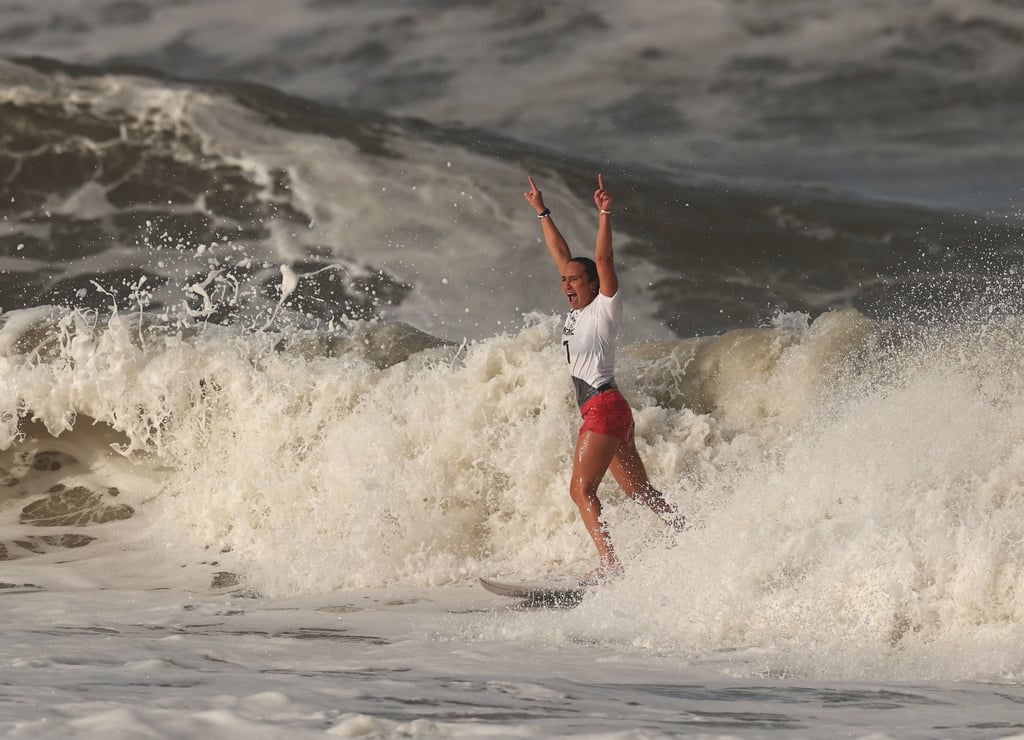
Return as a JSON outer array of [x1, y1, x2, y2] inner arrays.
[[524, 176, 547, 214]]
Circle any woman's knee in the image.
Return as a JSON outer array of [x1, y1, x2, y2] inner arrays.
[[569, 478, 600, 509], [611, 460, 651, 497], [622, 479, 656, 502]]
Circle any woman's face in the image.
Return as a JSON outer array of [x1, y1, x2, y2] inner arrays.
[[561, 261, 598, 310]]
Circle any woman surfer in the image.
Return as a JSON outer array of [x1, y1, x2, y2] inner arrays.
[[524, 174, 684, 585]]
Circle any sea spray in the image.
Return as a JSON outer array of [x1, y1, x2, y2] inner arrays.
[[1, 305, 882, 597], [10, 298, 1024, 677], [552, 314, 1024, 682]]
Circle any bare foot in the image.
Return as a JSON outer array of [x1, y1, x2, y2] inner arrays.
[[578, 563, 624, 587]]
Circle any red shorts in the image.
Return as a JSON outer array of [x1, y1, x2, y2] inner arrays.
[[579, 389, 635, 445]]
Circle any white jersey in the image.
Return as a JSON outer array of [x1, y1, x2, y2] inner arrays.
[[562, 291, 622, 406]]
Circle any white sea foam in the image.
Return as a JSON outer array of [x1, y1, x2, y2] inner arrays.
[[6, 305, 1024, 734], [0, 66, 671, 342], [5, 304, 1024, 678], [4, 3, 1024, 735], [542, 317, 1024, 682]]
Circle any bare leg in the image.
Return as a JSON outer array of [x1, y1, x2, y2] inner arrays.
[[570, 430, 623, 573], [609, 439, 686, 529]]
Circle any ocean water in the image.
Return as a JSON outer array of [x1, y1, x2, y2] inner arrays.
[[3, 1, 1024, 737]]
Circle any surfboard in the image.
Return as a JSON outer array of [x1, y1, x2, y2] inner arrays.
[[478, 577, 585, 608]]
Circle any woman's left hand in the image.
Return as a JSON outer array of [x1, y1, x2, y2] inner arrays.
[[593, 174, 613, 212]]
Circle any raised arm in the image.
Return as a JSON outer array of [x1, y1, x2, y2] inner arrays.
[[593, 174, 618, 297], [524, 176, 571, 272]]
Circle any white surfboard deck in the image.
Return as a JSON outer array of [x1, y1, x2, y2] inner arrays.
[[478, 577, 585, 607]]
